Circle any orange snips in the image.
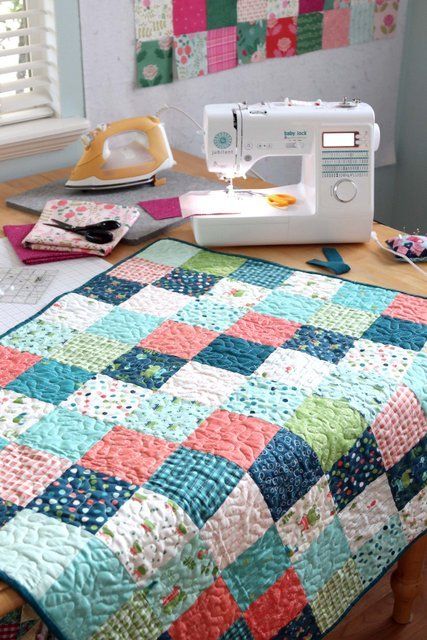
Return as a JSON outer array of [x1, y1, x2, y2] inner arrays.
[[266, 193, 297, 208]]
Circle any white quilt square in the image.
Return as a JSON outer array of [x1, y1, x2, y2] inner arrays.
[[341, 339, 416, 382], [41, 293, 113, 330], [206, 278, 270, 308], [399, 487, 426, 543], [280, 271, 343, 301], [0, 389, 54, 441], [121, 285, 192, 317], [256, 348, 335, 392]]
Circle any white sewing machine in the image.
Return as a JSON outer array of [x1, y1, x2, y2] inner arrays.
[[181, 98, 380, 246]]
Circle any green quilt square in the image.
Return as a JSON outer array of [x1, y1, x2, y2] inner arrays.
[[237, 20, 267, 65], [297, 12, 323, 54], [91, 591, 162, 640], [207, 0, 237, 30], [1, 318, 76, 359], [52, 333, 131, 373], [182, 250, 246, 277], [286, 395, 366, 471], [309, 302, 377, 338], [137, 38, 173, 88]]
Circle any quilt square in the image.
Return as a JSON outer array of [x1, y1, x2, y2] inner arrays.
[[28, 464, 137, 533], [267, 0, 299, 19], [255, 290, 323, 323], [386, 435, 427, 511], [299, 0, 324, 11], [108, 258, 172, 285], [275, 604, 321, 640], [135, 0, 173, 42], [249, 428, 323, 521], [237, 20, 267, 65], [219, 618, 253, 639], [362, 315, 427, 351], [239, 0, 268, 21], [293, 517, 350, 601], [403, 352, 427, 414], [226, 311, 301, 347], [161, 361, 246, 406], [286, 396, 366, 472], [328, 428, 385, 511], [224, 375, 306, 426], [169, 577, 241, 640], [18, 407, 112, 462], [120, 284, 192, 317], [0, 497, 21, 528], [195, 335, 275, 376], [0, 443, 70, 507], [231, 259, 292, 289], [137, 37, 173, 88], [136, 240, 200, 267], [322, 7, 350, 48], [280, 270, 343, 301], [174, 298, 246, 332], [182, 250, 246, 277], [266, 16, 297, 58], [350, 2, 375, 45], [371, 385, 427, 469], [276, 476, 336, 560], [41, 292, 113, 330], [340, 338, 416, 382], [153, 267, 220, 297], [6, 359, 92, 405], [80, 426, 178, 485], [384, 292, 427, 324], [399, 487, 427, 543], [125, 391, 212, 442], [223, 526, 291, 610], [145, 446, 244, 528], [309, 302, 377, 337], [284, 324, 354, 363], [86, 307, 161, 345], [53, 333, 131, 373], [0, 318, 75, 359], [96, 486, 198, 584], [0, 389, 54, 442], [297, 12, 323, 54], [175, 31, 208, 79], [207, 0, 237, 29], [104, 346, 186, 390], [139, 320, 218, 359], [0, 345, 41, 388], [257, 348, 335, 392], [338, 474, 398, 553], [374, 0, 399, 40], [184, 409, 280, 470], [91, 590, 162, 640], [173, 0, 207, 35], [76, 273, 143, 305], [207, 277, 270, 308], [244, 567, 307, 639], [331, 281, 396, 314], [200, 473, 274, 570]]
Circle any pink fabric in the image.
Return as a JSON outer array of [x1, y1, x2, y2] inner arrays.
[[322, 8, 351, 49], [3, 224, 91, 264], [173, 0, 207, 36], [299, 0, 324, 12], [138, 196, 182, 220], [207, 27, 237, 73]]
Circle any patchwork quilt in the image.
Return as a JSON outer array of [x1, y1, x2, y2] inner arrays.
[[0, 239, 426, 640]]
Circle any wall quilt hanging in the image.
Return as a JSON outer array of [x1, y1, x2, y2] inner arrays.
[[135, 0, 400, 87]]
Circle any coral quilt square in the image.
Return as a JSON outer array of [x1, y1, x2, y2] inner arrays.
[[121, 284, 192, 317], [362, 315, 427, 351], [207, 0, 238, 29], [41, 292, 113, 330], [237, 20, 267, 65], [174, 298, 246, 332], [255, 290, 323, 323], [195, 335, 275, 376], [76, 273, 143, 305], [137, 37, 173, 87], [0, 318, 75, 359], [53, 333, 131, 374], [86, 307, 161, 345], [80, 426, 178, 485], [386, 435, 427, 511], [384, 292, 427, 324], [139, 320, 218, 359], [257, 348, 335, 392], [153, 267, 220, 297], [175, 31, 208, 79], [0, 345, 41, 388], [226, 311, 300, 347], [145, 447, 244, 528], [206, 26, 238, 74], [322, 8, 350, 48], [266, 16, 297, 57], [0, 389, 54, 442], [28, 464, 137, 533], [207, 277, 270, 308], [173, 0, 207, 35], [104, 346, 186, 390], [108, 258, 172, 285], [309, 302, 377, 337], [284, 324, 354, 363], [297, 11, 323, 54]]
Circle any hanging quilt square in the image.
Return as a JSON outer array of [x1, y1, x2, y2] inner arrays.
[[137, 38, 173, 87], [207, 0, 238, 30], [175, 32, 208, 79], [374, 0, 399, 39], [173, 0, 207, 36], [238, 0, 268, 22], [267, 0, 299, 19], [297, 11, 323, 54], [324, 0, 351, 8], [299, 0, 325, 13], [207, 27, 238, 73], [237, 21, 267, 65], [135, 0, 173, 42], [266, 16, 297, 57], [322, 8, 350, 49]]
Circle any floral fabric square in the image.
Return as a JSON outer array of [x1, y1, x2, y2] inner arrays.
[[137, 38, 173, 87], [374, 0, 399, 39], [267, 0, 299, 19], [237, 20, 267, 65], [108, 258, 172, 285], [238, 0, 268, 22], [266, 16, 297, 57], [207, 27, 238, 74], [174, 32, 208, 80], [135, 0, 173, 41]]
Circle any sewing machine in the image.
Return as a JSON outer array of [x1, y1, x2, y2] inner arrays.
[[182, 98, 380, 246]]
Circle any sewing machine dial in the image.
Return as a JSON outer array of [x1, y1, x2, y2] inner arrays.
[[333, 178, 357, 203]]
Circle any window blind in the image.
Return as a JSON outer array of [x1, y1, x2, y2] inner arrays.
[[0, 0, 59, 126]]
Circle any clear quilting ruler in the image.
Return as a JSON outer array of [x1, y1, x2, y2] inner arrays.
[[0, 268, 57, 304]]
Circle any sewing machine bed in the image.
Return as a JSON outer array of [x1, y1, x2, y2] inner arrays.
[[0, 239, 425, 640]]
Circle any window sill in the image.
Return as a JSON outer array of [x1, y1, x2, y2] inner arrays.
[[0, 117, 90, 162]]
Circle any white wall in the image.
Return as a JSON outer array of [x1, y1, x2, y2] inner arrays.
[[80, 0, 408, 186]]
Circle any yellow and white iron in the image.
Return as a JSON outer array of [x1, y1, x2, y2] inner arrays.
[[66, 116, 175, 190]]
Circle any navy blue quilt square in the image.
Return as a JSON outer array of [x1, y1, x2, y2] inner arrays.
[[27, 464, 138, 533], [273, 604, 321, 640], [153, 267, 220, 297], [249, 429, 323, 522], [104, 347, 186, 390], [328, 428, 385, 511], [145, 447, 244, 528], [0, 498, 21, 528], [283, 325, 354, 364], [194, 335, 275, 376], [75, 273, 143, 305], [387, 435, 427, 511], [362, 315, 427, 352], [231, 259, 293, 289], [220, 618, 253, 639], [6, 359, 93, 405]]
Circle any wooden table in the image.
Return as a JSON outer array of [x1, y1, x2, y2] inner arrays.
[[0, 150, 425, 629]]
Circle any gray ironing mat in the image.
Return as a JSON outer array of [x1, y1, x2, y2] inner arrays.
[[6, 171, 223, 245]]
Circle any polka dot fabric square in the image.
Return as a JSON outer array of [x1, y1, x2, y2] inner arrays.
[[153, 267, 220, 297]]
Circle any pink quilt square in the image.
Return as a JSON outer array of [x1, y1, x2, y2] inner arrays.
[[139, 320, 218, 359], [322, 8, 351, 48], [173, 0, 207, 36], [0, 443, 70, 507], [384, 293, 427, 324], [299, 0, 324, 13], [79, 425, 177, 484], [372, 386, 427, 470], [207, 27, 237, 74], [0, 345, 41, 387], [108, 258, 172, 285], [184, 409, 280, 470], [226, 311, 301, 347]]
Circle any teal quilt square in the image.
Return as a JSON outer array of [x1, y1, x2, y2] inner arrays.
[[40, 536, 136, 640], [19, 407, 112, 462], [331, 282, 396, 314], [137, 240, 201, 267], [0, 318, 76, 359], [86, 307, 161, 345], [174, 298, 245, 332], [350, 3, 375, 45], [293, 517, 350, 600], [255, 290, 323, 323], [0, 437, 8, 451], [403, 353, 427, 414], [222, 526, 291, 610]]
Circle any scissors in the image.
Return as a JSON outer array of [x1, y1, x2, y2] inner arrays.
[[43, 219, 121, 244]]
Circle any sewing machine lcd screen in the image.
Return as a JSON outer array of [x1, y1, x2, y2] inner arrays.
[[322, 132, 357, 148]]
